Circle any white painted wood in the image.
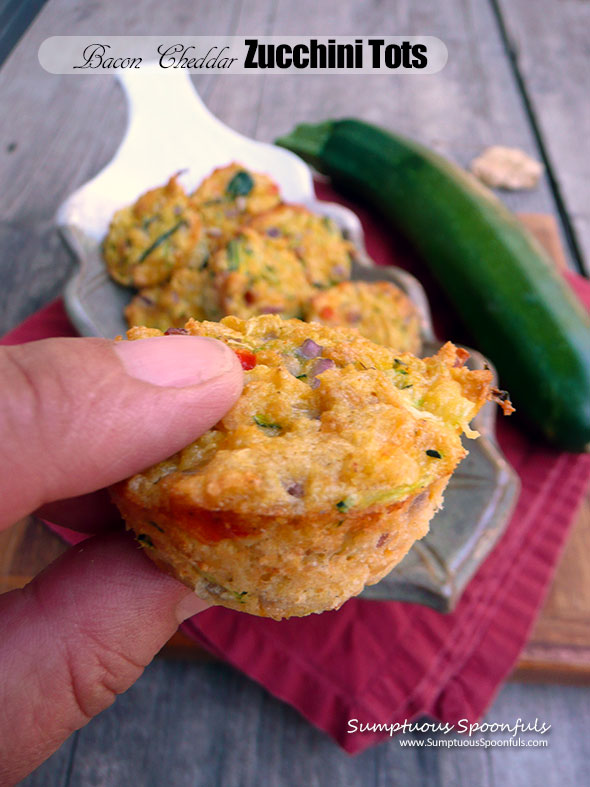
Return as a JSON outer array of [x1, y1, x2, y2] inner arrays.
[[57, 64, 313, 241]]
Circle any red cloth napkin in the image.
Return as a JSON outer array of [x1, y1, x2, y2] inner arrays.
[[4, 186, 590, 755]]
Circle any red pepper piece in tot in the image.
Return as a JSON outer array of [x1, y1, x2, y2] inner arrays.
[[234, 348, 257, 370]]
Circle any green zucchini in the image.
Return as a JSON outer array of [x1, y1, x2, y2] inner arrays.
[[276, 119, 590, 452]]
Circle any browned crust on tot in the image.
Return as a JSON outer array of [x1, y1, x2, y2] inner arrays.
[[111, 475, 450, 620]]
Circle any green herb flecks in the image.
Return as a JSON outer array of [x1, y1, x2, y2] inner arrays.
[[321, 215, 337, 234], [263, 264, 280, 285], [148, 521, 165, 533], [136, 533, 154, 548], [136, 219, 187, 264], [360, 482, 424, 508], [226, 170, 254, 197], [253, 414, 282, 432], [226, 239, 241, 271], [426, 449, 442, 459], [142, 216, 157, 232], [232, 590, 248, 604], [336, 498, 353, 513]]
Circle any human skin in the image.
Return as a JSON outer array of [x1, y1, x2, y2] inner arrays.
[[0, 334, 243, 784]]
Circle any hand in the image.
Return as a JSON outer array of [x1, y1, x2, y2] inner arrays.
[[0, 333, 243, 784]]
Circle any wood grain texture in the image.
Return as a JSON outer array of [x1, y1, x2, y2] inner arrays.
[[0, 517, 66, 592], [20, 659, 590, 787], [2, 0, 590, 784], [0, 0, 580, 333], [493, 0, 590, 274], [0, 0, 48, 65], [0, 0, 241, 333], [250, 0, 566, 225], [515, 489, 590, 679]]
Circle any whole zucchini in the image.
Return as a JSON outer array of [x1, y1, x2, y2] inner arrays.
[[276, 119, 590, 452]]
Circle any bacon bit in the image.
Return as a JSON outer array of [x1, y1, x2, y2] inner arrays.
[[287, 482, 304, 498], [234, 348, 257, 370], [319, 306, 335, 320], [491, 387, 515, 415], [244, 290, 255, 305], [164, 327, 189, 335], [377, 533, 390, 548], [454, 347, 470, 367]]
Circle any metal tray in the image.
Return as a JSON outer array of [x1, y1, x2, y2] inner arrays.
[[58, 65, 519, 612]]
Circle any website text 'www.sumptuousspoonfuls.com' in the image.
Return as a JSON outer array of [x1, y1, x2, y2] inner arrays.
[[348, 718, 551, 748], [398, 737, 548, 749]]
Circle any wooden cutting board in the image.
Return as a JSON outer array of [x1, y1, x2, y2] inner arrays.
[[1, 214, 589, 679]]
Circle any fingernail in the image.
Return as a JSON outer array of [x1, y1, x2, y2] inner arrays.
[[115, 335, 238, 388], [175, 591, 211, 622]]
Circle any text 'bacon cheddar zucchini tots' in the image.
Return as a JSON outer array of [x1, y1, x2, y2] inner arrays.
[[110, 315, 508, 620]]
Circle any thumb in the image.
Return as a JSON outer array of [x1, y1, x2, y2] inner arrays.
[[0, 334, 243, 527], [0, 531, 210, 785]]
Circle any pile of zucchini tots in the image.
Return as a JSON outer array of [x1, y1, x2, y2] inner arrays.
[[102, 163, 421, 352]]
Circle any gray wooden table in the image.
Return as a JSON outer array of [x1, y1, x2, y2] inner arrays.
[[2, 0, 590, 784]]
